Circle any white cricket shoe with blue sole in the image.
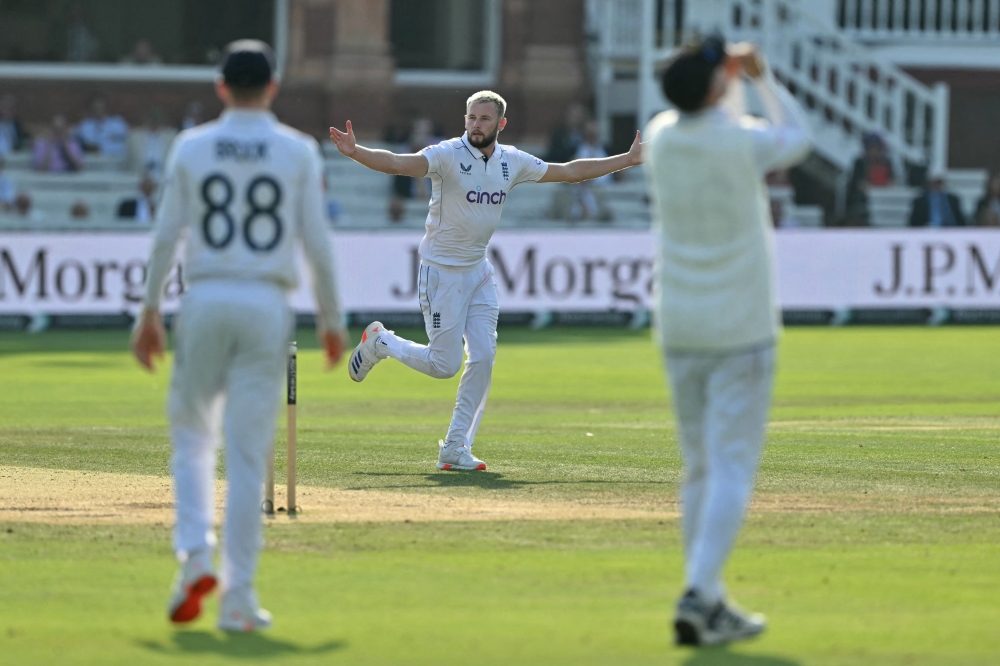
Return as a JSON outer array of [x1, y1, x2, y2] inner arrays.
[[348, 321, 390, 382], [437, 440, 487, 471]]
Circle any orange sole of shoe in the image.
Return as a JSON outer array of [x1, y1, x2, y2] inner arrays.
[[170, 575, 217, 623]]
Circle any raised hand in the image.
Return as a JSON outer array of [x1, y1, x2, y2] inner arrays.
[[627, 130, 646, 165], [727, 42, 766, 79], [329, 120, 357, 157]]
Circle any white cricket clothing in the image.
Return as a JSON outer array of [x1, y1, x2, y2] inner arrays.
[[379, 258, 499, 448], [169, 280, 292, 593], [143, 109, 342, 332], [644, 72, 812, 352], [418, 133, 548, 267], [665, 344, 775, 602]]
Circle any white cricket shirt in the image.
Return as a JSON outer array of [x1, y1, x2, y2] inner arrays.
[[418, 133, 548, 267], [644, 73, 813, 352], [143, 109, 343, 331]]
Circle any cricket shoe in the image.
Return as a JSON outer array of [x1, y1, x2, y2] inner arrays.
[[348, 321, 390, 382], [674, 588, 766, 647], [217, 589, 273, 632], [167, 548, 217, 624], [437, 440, 487, 471]]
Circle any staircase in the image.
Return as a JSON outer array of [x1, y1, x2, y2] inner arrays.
[[588, 0, 951, 173]]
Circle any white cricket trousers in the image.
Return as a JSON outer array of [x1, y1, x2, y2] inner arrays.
[[380, 258, 499, 448], [664, 343, 775, 602], [168, 279, 292, 594]]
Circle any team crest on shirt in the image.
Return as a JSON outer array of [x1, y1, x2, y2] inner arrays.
[[501, 161, 509, 180], [460, 162, 472, 174]]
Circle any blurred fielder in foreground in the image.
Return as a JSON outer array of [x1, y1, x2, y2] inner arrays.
[[644, 36, 812, 646], [131, 40, 348, 631]]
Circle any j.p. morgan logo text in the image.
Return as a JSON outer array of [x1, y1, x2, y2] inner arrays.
[[391, 246, 653, 307], [0, 248, 183, 306], [874, 242, 1000, 298]]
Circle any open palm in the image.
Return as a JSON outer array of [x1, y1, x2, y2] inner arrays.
[[329, 120, 357, 157]]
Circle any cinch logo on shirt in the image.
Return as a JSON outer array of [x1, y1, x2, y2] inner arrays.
[[466, 186, 507, 205]]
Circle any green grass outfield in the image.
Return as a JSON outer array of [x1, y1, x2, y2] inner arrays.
[[0, 326, 998, 665]]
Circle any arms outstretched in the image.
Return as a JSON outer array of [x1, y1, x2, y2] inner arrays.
[[330, 120, 429, 178], [539, 130, 644, 184]]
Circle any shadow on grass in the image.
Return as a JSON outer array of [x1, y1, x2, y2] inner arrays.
[[138, 631, 346, 659], [681, 646, 800, 666], [350, 470, 667, 491]]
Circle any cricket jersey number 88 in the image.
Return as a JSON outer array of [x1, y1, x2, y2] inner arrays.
[[200, 173, 284, 252]]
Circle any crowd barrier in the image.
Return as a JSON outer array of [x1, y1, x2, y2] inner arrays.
[[3, 229, 1000, 328]]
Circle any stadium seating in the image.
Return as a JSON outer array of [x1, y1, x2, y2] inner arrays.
[[2, 140, 977, 231]]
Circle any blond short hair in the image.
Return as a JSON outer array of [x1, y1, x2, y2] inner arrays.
[[466, 90, 506, 118]]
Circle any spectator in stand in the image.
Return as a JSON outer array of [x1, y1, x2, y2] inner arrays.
[[127, 107, 178, 178], [974, 171, 1000, 227], [846, 132, 895, 226], [546, 104, 591, 220], [0, 94, 31, 155], [70, 200, 90, 220], [909, 171, 966, 227], [66, 3, 100, 62], [570, 120, 613, 221], [544, 102, 588, 163], [387, 116, 441, 220], [75, 96, 130, 158], [121, 39, 163, 65], [180, 101, 205, 130], [33, 115, 84, 173], [0, 156, 15, 211], [12, 192, 45, 222], [116, 174, 158, 224]]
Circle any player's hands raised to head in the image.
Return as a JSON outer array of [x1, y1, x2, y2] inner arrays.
[[319, 327, 350, 369], [728, 42, 766, 79], [329, 120, 357, 157], [627, 130, 646, 165], [131, 308, 166, 372]]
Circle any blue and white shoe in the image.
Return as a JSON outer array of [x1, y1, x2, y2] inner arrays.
[[674, 588, 766, 646], [348, 321, 390, 382]]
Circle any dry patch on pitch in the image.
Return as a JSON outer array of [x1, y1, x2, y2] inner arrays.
[[0, 466, 678, 525], [1, 466, 995, 525]]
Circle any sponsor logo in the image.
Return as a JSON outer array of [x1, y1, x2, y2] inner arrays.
[[534, 158, 542, 165], [460, 162, 472, 173], [466, 185, 507, 205]]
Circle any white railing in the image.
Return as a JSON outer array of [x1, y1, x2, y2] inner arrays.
[[588, 0, 951, 171], [723, 0, 950, 170], [838, 0, 1000, 40]]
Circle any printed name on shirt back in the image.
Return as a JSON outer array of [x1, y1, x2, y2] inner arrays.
[[216, 140, 269, 161]]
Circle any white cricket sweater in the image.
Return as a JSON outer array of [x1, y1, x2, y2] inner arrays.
[[644, 73, 813, 352]]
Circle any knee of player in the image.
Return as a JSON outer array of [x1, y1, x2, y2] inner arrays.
[[429, 354, 463, 379]]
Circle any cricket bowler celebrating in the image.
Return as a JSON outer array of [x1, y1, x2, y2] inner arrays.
[[329, 92, 643, 472], [131, 40, 349, 631], [644, 37, 812, 646]]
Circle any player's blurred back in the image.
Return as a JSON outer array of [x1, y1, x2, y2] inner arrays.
[[161, 112, 324, 291]]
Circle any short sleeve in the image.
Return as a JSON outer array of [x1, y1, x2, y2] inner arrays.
[[511, 149, 548, 186], [421, 141, 453, 177]]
